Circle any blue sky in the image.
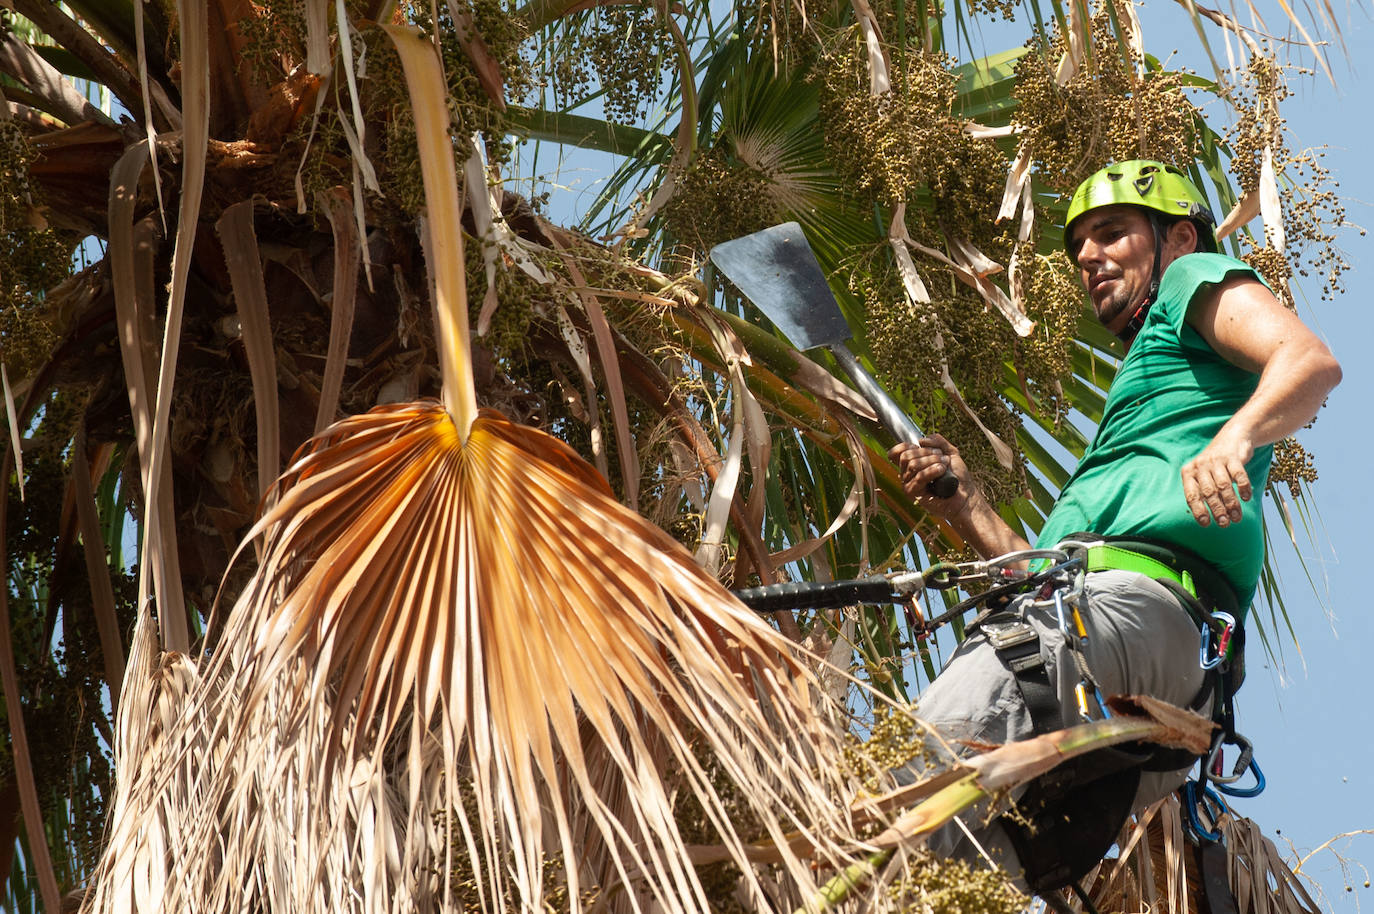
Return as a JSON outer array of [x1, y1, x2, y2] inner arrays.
[[1215, 13, 1374, 906]]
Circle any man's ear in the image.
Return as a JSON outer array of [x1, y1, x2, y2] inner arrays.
[[1164, 218, 1199, 256]]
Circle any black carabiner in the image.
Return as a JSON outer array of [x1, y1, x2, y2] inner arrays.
[[1206, 731, 1255, 786]]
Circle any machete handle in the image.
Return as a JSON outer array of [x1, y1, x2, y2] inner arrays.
[[830, 342, 960, 499], [929, 470, 959, 498]]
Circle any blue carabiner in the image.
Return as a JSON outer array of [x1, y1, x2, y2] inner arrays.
[[1184, 779, 1226, 844], [1199, 611, 1237, 670], [1216, 758, 1266, 798]]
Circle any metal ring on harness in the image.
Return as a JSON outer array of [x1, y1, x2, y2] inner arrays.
[[923, 563, 964, 590], [986, 548, 1074, 571]]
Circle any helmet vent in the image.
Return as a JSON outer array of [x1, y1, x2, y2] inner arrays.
[[1133, 174, 1155, 196]]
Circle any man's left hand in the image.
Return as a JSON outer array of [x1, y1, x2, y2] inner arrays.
[[1181, 431, 1254, 527]]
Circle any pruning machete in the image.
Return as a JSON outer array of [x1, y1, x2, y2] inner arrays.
[[709, 222, 959, 498]]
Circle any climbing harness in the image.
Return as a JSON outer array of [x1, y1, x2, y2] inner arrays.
[[733, 534, 1263, 900]]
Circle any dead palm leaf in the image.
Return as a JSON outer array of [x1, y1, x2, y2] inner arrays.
[[80, 607, 209, 914], [1083, 786, 1331, 914], [83, 400, 869, 912]]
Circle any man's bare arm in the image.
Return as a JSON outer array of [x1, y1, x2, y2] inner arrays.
[[1182, 276, 1343, 527], [889, 435, 1032, 560]]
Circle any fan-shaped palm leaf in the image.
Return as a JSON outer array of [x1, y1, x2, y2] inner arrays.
[[84, 400, 870, 912]]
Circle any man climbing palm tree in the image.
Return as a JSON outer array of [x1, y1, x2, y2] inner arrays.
[[888, 160, 1342, 893]]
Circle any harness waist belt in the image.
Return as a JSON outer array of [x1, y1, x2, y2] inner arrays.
[[1083, 543, 1196, 598]]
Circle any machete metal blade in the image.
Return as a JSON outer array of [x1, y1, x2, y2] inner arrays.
[[708, 221, 852, 352]]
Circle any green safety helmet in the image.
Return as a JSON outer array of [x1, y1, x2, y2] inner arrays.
[[1064, 160, 1217, 261]]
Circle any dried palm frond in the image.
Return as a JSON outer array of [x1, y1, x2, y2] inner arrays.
[[81, 399, 875, 913], [77, 17, 881, 912], [1084, 789, 1328, 914], [82, 606, 209, 913], [1222, 812, 1323, 914]]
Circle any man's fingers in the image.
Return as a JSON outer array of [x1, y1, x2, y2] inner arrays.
[[1230, 461, 1253, 503], [1182, 463, 1217, 526], [1183, 457, 1251, 527], [903, 454, 951, 496], [1206, 463, 1240, 524], [1185, 490, 1212, 525]]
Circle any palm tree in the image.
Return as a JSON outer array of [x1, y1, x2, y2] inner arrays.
[[0, 0, 1348, 908]]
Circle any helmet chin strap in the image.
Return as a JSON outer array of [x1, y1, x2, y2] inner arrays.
[[1114, 217, 1167, 347]]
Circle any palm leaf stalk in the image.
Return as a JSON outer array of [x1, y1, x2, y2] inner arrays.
[[797, 695, 1214, 912]]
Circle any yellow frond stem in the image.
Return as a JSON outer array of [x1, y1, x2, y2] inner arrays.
[[381, 24, 478, 439]]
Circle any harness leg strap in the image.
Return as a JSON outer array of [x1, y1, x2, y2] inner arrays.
[[982, 615, 1061, 735]]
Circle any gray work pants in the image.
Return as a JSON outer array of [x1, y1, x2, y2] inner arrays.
[[911, 569, 1211, 877]]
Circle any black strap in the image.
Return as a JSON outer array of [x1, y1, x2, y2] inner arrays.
[[981, 613, 1061, 735], [730, 576, 903, 612], [1198, 840, 1241, 914], [1071, 881, 1105, 914]]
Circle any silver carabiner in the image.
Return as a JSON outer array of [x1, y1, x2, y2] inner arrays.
[[985, 548, 1071, 573], [1053, 587, 1070, 635]]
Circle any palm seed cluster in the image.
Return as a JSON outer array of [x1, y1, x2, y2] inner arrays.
[[0, 121, 75, 382], [811, 33, 1060, 501], [1270, 435, 1319, 498], [540, 4, 676, 124], [843, 703, 934, 778], [663, 145, 787, 254], [1011, 2, 1202, 194], [883, 851, 1026, 914], [815, 41, 968, 211], [1239, 246, 1295, 310], [1015, 250, 1084, 424], [856, 250, 1030, 507], [1225, 55, 1353, 305]]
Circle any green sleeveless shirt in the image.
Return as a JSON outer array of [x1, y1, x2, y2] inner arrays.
[[1035, 253, 1273, 609]]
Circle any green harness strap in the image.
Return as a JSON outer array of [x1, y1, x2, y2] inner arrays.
[[1083, 543, 1197, 598]]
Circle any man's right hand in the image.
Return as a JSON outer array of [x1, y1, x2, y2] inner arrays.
[[887, 434, 977, 522], [888, 434, 1031, 559]]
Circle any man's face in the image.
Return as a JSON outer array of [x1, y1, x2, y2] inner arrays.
[[1068, 205, 1159, 336]]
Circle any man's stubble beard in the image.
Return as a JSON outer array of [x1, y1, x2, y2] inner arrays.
[[1091, 283, 1137, 331]]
